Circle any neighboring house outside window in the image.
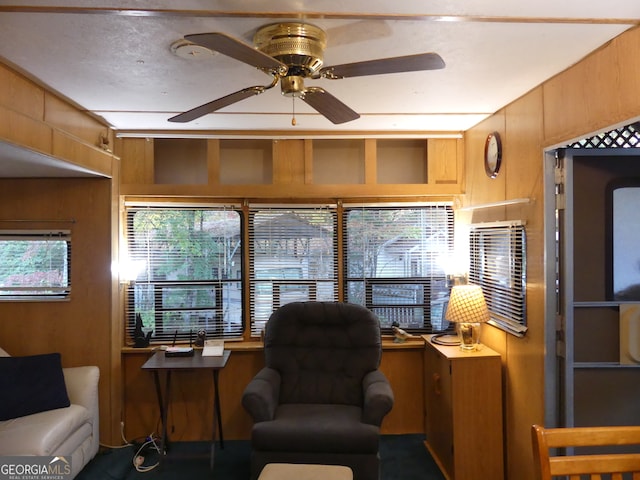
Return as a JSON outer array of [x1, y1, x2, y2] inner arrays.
[[248, 207, 337, 336], [344, 205, 454, 334]]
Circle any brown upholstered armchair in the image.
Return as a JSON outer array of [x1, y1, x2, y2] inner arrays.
[[242, 301, 394, 480]]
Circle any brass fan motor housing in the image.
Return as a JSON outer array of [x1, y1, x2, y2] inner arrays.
[[280, 75, 305, 97], [254, 23, 326, 75]]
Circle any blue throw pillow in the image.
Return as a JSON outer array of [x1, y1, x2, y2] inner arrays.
[[0, 352, 70, 421]]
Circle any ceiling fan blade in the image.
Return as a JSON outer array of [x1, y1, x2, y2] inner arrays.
[[301, 87, 360, 125], [168, 86, 264, 123], [325, 20, 393, 47], [185, 32, 287, 73], [318, 52, 445, 79]]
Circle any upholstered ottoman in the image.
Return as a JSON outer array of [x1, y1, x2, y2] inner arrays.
[[258, 463, 353, 480]]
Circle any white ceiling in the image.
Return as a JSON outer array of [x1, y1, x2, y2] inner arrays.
[[0, 1, 638, 174]]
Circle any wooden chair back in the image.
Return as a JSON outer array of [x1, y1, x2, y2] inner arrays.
[[531, 424, 640, 480]]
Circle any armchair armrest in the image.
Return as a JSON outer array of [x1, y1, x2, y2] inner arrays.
[[362, 369, 394, 426], [242, 367, 281, 423]]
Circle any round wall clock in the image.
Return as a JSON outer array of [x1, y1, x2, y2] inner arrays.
[[484, 131, 502, 178]]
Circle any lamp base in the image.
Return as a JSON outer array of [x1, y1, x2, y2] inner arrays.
[[456, 322, 482, 351]]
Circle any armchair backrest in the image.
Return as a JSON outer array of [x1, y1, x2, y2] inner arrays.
[[264, 301, 382, 406]]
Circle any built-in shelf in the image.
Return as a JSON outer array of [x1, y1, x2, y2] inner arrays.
[[573, 301, 623, 307], [154, 138, 207, 185], [377, 139, 427, 184], [574, 362, 640, 369], [220, 139, 273, 185], [119, 136, 464, 195], [312, 139, 365, 184]]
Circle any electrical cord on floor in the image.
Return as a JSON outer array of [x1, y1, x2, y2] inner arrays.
[[133, 433, 161, 473], [99, 421, 134, 449], [97, 421, 161, 473]]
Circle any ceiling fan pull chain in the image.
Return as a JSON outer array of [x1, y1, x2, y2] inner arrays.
[[291, 96, 297, 126]]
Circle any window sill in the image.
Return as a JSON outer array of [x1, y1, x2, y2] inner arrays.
[[123, 337, 426, 354], [381, 336, 425, 350], [122, 340, 264, 354]]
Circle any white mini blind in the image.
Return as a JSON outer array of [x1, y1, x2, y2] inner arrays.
[[0, 230, 71, 299], [343, 204, 454, 333], [469, 222, 527, 336], [248, 207, 338, 336], [126, 207, 242, 343]]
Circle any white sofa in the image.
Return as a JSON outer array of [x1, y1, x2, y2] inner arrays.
[[0, 347, 100, 479]]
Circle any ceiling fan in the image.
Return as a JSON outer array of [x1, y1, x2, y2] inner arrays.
[[168, 22, 445, 125]]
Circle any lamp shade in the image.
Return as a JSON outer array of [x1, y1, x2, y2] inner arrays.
[[446, 285, 490, 324]]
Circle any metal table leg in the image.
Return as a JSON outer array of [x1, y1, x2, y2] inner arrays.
[[210, 369, 224, 470], [152, 370, 171, 466]]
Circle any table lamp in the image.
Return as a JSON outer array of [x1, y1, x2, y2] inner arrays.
[[446, 284, 490, 351]]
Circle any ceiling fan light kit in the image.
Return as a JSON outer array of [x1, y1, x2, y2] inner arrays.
[[168, 22, 445, 125]]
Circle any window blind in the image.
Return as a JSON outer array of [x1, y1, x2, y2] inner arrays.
[[248, 207, 338, 336], [469, 222, 527, 336], [125, 207, 243, 344], [343, 204, 454, 333], [0, 230, 71, 299]]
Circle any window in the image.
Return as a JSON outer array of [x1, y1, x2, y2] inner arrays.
[[0, 230, 71, 300], [469, 221, 527, 336], [344, 205, 454, 333], [125, 202, 456, 341], [126, 207, 242, 343], [249, 207, 337, 335]]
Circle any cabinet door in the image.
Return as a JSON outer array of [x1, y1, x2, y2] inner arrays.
[[424, 345, 454, 477]]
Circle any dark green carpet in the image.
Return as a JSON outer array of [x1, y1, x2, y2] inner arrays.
[[78, 435, 445, 479]]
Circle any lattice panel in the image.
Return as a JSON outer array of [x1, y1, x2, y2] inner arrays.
[[568, 122, 640, 148]]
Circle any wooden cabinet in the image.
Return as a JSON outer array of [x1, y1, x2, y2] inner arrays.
[[423, 335, 504, 480]]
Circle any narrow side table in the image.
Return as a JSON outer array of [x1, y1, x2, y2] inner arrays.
[[141, 349, 231, 470]]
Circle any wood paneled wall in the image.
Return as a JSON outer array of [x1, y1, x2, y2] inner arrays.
[[543, 26, 640, 146], [463, 24, 640, 480], [122, 342, 425, 442], [0, 178, 117, 443], [0, 61, 121, 445], [0, 63, 116, 177]]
